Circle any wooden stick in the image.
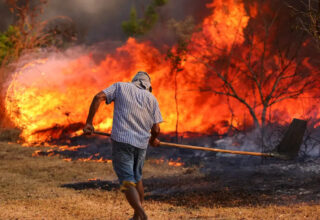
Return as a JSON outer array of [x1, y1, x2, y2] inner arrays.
[[159, 141, 273, 157], [93, 131, 274, 157]]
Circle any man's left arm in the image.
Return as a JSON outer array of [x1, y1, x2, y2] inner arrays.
[[83, 91, 107, 134], [149, 98, 163, 147], [149, 123, 160, 147]]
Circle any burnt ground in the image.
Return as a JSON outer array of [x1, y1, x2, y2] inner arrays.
[[60, 158, 320, 208], [46, 135, 320, 209]]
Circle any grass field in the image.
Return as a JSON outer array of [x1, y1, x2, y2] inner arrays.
[[1, 141, 320, 220]]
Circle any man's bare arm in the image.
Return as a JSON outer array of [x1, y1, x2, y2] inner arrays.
[[83, 91, 107, 134], [149, 123, 160, 147]]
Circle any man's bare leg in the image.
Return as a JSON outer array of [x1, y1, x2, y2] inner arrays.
[[136, 180, 144, 204], [124, 185, 147, 220], [132, 180, 145, 219]]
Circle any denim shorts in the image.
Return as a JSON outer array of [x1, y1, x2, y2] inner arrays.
[[111, 140, 147, 187]]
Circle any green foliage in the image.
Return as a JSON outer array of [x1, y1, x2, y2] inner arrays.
[[122, 0, 168, 37], [153, 0, 167, 7], [141, 5, 158, 31], [0, 2, 77, 66], [0, 25, 20, 65], [122, 7, 142, 36]]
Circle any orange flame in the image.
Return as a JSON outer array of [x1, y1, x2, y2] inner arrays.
[[150, 157, 184, 167], [168, 157, 184, 167], [4, 0, 319, 146]]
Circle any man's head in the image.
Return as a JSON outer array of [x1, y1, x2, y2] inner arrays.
[[131, 71, 152, 92]]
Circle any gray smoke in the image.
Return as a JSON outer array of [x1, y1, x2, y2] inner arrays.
[[0, 0, 14, 31], [0, 0, 211, 45], [41, 0, 131, 43]]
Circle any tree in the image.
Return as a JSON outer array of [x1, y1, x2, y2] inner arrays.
[[287, 0, 320, 49], [4, 0, 51, 54], [166, 17, 194, 142], [3, 0, 76, 58], [0, 0, 48, 126], [192, 4, 317, 147], [122, 0, 168, 37], [0, 0, 76, 126], [0, 25, 20, 66]]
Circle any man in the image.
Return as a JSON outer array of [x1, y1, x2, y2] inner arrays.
[[83, 71, 162, 220]]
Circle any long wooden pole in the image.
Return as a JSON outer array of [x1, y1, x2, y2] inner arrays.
[[159, 141, 273, 157], [92, 131, 275, 157]]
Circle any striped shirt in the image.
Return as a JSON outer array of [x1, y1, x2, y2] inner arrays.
[[103, 82, 163, 149]]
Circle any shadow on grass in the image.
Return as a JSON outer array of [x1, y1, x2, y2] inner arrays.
[[61, 172, 320, 208], [60, 178, 276, 208], [61, 180, 119, 191]]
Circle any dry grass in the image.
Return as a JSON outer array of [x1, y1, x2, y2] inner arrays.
[[0, 141, 320, 220]]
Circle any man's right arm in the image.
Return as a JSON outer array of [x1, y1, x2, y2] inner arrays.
[[149, 123, 160, 147], [83, 91, 107, 134], [83, 83, 117, 134]]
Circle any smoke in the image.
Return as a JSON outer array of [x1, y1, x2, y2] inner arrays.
[[41, 0, 212, 44], [0, 0, 14, 31], [0, 0, 212, 45], [41, 0, 130, 43]]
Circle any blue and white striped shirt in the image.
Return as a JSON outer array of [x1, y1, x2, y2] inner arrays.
[[103, 82, 163, 149]]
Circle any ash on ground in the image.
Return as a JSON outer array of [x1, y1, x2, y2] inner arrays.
[[36, 131, 320, 205]]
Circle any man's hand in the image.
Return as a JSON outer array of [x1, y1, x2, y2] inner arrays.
[[149, 123, 160, 147], [149, 138, 160, 147], [84, 91, 107, 134], [83, 123, 94, 135]]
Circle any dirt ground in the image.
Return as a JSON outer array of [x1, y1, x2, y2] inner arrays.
[[0, 141, 320, 220]]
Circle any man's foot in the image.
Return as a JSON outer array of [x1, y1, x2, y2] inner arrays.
[[129, 212, 147, 220], [129, 213, 140, 220], [124, 185, 148, 219], [141, 214, 148, 220], [133, 211, 147, 220]]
